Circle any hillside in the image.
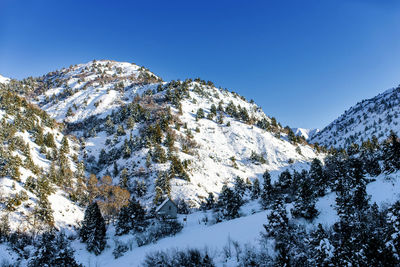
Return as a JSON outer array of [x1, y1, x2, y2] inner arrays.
[[292, 127, 320, 140], [30, 60, 321, 207], [0, 75, 10, 84], [311, 85, 400, 148], [3, 60, 400, 266], [0, 85, 84, 233]]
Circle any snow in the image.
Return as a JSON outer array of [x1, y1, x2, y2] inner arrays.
[[73, 202, 268, 267], [37, 60, 160, 123], [292, 127, 320, 140], [311, 86, 400, 147], [72, 169, 400, 266], [36, 63, 323, 206], [0, 74, 10, 84]]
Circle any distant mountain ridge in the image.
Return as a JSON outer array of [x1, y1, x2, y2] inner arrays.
[[311, 85, 400, 148], [292, 127, 320, 140], [0, 74, 10, 84]]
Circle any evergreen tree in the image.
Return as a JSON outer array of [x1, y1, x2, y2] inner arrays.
[[383, 131, 400, 173], [29, 232, 80, 267], [387, 201, 400, 261], [80, 202, 106, 255], [216, 185, 242, 220], [202, 192, 215, 210], [196, 108, 205, 120], [115, 197, 146, 235], [34, 194, 54, 227], [309, 158, 326, 196], [60, 136, 69, 154], [233, 176, 246, 198], [276, 169, 292, 195], [260, 170, 273, 209], [309, 224, 335, 266], [291, 176, 318, 220], [251, 178, 261, 200]]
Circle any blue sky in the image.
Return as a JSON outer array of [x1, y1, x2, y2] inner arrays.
[[1, 0, 400, 129]]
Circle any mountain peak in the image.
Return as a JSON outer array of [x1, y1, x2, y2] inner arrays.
[[0, 74, 10, 84]]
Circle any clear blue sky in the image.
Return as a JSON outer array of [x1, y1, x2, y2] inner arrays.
[[1, 0, 400, 129]]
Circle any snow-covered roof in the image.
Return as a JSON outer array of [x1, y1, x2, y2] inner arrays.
[[155, 198, 175, 212]]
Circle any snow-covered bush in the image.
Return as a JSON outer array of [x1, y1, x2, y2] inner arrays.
[[142, 248, 214, 267], [136, 219, 183, 247]]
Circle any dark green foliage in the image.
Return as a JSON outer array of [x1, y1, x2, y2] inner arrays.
[[291, 176, 318, 220], [250, 151, 266, 164], [251, 178, 261, 200], [383, 131, 400, 173], [169, 155, 189, 181], [260, 170, 274, 209], [196, 108, 205, 120], [115, 197, 147, 235], [143, 248, 215, 267], [44, 133, 56, 148], [29, 232, 80, 267], [309, 158, 326, 196], [151, 144, 167, 163], [136, 219, 183, 247], [34, 193, 55, 227], [215, 185, 242, 220], [80, 202, 106, 255], [201, 192, 215, 210], [233, 176, 246, 198]]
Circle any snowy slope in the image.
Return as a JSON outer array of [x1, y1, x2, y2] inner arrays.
[[311, 86, 400, 148], [32, 60, 322, 207], [0, 74, 10, 84], [69, 169, 400, 267], [292, 127, 320, 140], [35, 60, 161, 123], [0, 90, 84, 232]]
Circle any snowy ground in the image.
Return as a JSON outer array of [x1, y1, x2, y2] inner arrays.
[[69, 170, 400, 267]]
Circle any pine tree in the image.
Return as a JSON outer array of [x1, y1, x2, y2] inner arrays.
[[309, 158, 326, 196], [116, 197, 146, 235], [60, 136, 69, 154], [233, 176, 246, 198], [196, 108, 205, 120], [251, 178, 261, 200], [262, 197, 292, 265], [29, 232, 80, 267], [34, 194, 54, 227], [202, 192, 215, 210], [291, 176, 318, 220], [119, 168, 129, 189], [276, 169, 292, 194], [216, 185, 242, 220], [260, 170, 273, 208], [0, 214, 10, 242], [309, 224, 334, 266], [80, 202, 106, 255], [383, 131, 400, 173], [387, 201, 400, 261]]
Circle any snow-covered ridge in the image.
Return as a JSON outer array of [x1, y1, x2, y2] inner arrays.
[[0, 90, 84, 231], [292, 127, 320, 140], [30, 60, 322, 207], [35, 60, 161, 123], [0, 74, 10, 84], [311, 85, 400, 148]]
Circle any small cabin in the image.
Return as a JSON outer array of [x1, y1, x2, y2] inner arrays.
[[155, 198, 178, 219]]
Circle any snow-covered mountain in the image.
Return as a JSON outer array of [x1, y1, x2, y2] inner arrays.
[[26, 60, 322, 207], [0, 74, 10, 84], [2, 60, 400, 266], [292, 127, 320, 140], [0, 87, 83, 232], [311, 85, 400, 148]]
